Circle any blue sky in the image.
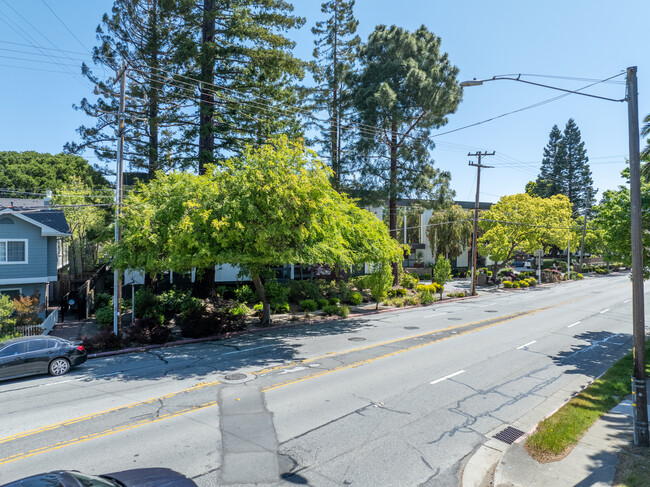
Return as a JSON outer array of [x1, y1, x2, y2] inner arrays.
[[0, 0, 648, 203]]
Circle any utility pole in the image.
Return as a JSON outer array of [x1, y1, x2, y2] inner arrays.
[[627, 66, 648, 446], [468, 151, 494, 296], [113, 62, 127, 336]]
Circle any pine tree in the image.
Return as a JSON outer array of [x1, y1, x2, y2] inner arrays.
[[349, 25, 461, 280], [533, 119, 595, 214], [311, 0, 360, 191], [173, 0, 307, 174], [67, 0, 188, 176], [534, 125, 565, 198], [562, 118, 594, 214]]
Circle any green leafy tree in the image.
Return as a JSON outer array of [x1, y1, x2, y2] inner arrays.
[[52, 178, 111, 277], [350, 25, 460, 281], [594, 170, 650, 278], [477, 194, 578, 277], [432, 255, 452, 300], [426, 205, 473, 260], [111, 137, 402, 324], [364, 263, 393, 309], [0, 152, 108, 194], [67, 0, 188, 175], [641, 113, 650, 181], [0, 294, 17, 341], [311, 0, 360, 191]]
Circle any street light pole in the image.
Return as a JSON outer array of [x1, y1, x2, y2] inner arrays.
[[626, 66, 648, 447], [461, 68, 648, 445]]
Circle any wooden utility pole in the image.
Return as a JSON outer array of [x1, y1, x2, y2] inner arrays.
[[468, 151, 494, 296], [113, 62, 127, 336]]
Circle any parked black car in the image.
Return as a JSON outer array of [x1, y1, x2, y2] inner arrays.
[[0, 336, 87, 381], [1, 468, 197, 486]]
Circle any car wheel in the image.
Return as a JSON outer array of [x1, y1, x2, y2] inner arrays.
[[49, 358, 71, 376]]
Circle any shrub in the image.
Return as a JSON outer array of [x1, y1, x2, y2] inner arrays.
[[418, 289, 435, 305], [94, 293, 112, 310], [82, 330, 123, 353], [347, 292, 363, 306], [519, 280, 529, 287], [384, 297, 406, 307], [180, 297, 247, 338], [574, 273, 584, 280], [338, 305, 350, 318], [253, 302, 263, 314], [321, 304, 340, 316], [95, 306, 114, 330], [404, 296, 419, 306], [299, 299, 318, 312], [512, 281, 520, 288], [317, 298, 329, 309], [447, 291, 466, 298], [497, 267, 514, 277], [387, 288, 408, 298], [328, 297, 341, 305], [272, 302, 290, 314], [234, 285, 257, 304], [288, 280, 320, 302], [595, 267, 609, 275], [527, 278, 537, 286], [127, 316, 171, 345], [157, 288, 194, 317], [416, 283, 442, 294], [134, 288, 161, 318], [421, 273, 431, 280], [264, 279, 290, 308], [229, 302, 251, 316], [503, 281, 513, 289], [400, 272, 419, 290]]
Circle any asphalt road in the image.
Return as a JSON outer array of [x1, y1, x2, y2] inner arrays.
[[0, 273, 645, 486]]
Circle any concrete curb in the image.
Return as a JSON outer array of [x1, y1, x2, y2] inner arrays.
[[87, 293, 482, 359]]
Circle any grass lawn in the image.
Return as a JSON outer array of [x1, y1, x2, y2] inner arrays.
[[525, 340, 650, 463]]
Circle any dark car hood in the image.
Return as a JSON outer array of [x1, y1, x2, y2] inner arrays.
[[104, 468, 197, 487]]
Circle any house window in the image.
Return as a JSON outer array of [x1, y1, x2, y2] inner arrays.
[[0, 240, 27, 264], [0, 289, 21, 300]]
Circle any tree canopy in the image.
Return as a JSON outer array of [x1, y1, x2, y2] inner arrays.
[[111, 137, 402, 323], [0, 152, 108, 194], [426, 205, 473, 260], [594, 170, 650, 278], [478, 193, 578, 274]]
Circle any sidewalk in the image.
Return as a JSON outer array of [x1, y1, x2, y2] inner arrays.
[[49, 312, 98, 341], [462, 393, 647, 487]]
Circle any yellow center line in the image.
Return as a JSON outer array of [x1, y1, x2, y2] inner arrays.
[[0, 297, 583, 465]]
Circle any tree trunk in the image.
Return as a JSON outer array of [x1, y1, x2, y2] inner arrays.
[[198, 0, 215, 175], [252, 273, 271, 325], [192, 267, 215, 298]]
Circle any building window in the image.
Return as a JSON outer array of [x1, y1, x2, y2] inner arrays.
[[0, 240, 27, 264], [0, 289, 21, 300]]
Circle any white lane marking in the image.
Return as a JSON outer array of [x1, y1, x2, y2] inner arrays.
[[278, 366, 307, 375], [516, 340, 537, 350], [430, 370, 465, 385], [623, 299, 631, 304], [223, 344, 275, 355], [567, 321, 582, 328], [600, 309, 610, 314], [477, 304, 491, 307], [425, 312, 448, 318]]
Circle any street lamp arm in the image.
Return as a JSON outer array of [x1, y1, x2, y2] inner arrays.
[[461, 75, 626, 103]]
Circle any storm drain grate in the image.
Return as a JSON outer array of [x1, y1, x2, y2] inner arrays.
[[404, 326, 419, 330], [485, 310, 498, 313], [348, 337, 366, 342], [447, 317, 462, 321], [493, 426, 525, 444]]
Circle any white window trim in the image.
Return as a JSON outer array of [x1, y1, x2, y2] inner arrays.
[[0, 239, 28, 265]]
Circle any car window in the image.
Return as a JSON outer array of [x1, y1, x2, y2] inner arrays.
[[0, 342, 27, 357], [27, 339, 50, 352], [2, 473, 62, 486]]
